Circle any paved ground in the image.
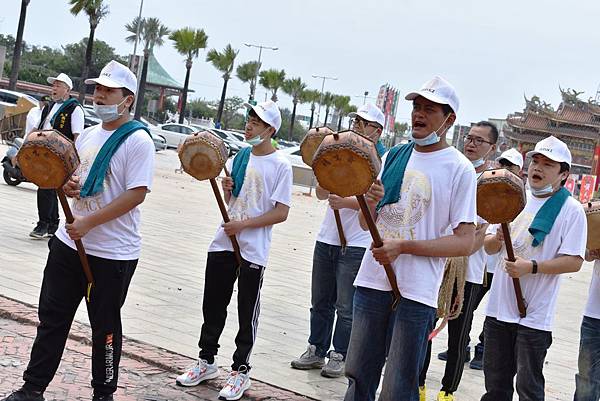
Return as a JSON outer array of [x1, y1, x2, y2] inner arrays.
[[0, 143, 594, 400]]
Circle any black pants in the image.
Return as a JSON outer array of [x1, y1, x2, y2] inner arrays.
[[36, 188, 59, 229], [471, 272, 494, 355], [480, 317, 552, 401], [23, 237, 137, 396], [198, 251, 265, 372], [419, 281, 482, 392]]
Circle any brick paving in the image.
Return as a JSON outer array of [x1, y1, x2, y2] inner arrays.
[[0, 295, 315, 401]]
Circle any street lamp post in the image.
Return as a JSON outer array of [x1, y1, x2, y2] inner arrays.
[[130, 0, 144, 118], [353, 91, 377, 105], [312, 74, 337, 126], [244, 43, 278, 102]]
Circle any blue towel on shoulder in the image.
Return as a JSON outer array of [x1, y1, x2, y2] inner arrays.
[[231, 147, 252, 198], [376, 142, 415, 211], [528, 187, 570, 247], [376, 140, 386, 157], [80, 120, 150, 198]]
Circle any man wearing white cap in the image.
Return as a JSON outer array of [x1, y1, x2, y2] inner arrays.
[[177, 100, 292, 400], [290, 103, 384, 379], [343, 76, 477, 401], [3, 60, 155, 401], [464, 147, 524, 373], [482, 135, 586, 401], [28, 72, 85, 239]]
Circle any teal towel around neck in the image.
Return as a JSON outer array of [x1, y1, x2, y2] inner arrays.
[[50, 98, 80, 126], [80, 120, 150, 198], [231, 146, 252, 198], [528, 187, 570, 247], [376, 140, 386, 157], [376, 142, 415, 211]]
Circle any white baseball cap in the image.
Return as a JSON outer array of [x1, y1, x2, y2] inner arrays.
[[85, 60, 138, 94], [348, 103, 385, 128], [526, 135, 572, 167], [244, 100, 282, 133], [47, 73, 73, 90], [496, 148, 524, 169], [405, 76, 459, 114]]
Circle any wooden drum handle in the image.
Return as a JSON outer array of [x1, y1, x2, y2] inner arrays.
[[333, 210, 347, 250], [57, 189, 94, 303], [501, 222, 527, 318], [210, 177, 242, 265], [356, 194, 401, 309]]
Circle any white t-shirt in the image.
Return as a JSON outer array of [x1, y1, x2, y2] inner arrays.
[[25, 106, 42, 135], [55, 124, 155, 260], [485, 192, 587, 331], [354, 146, 478, 308], [486, 252, 500, 274], [41, 101, 85, 135], [208, 151, 293, 266], [584, 260, 600, 319], [316, 206, 371, 248], [467, 215, 488, 284]]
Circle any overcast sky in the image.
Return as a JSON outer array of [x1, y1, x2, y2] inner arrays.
[[3, 0, 600, 126]]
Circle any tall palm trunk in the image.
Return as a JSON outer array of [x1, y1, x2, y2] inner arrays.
[[134, 48, 150, 120], [216, 78, 229, 126], [324, 106, 330, 128], [337, 112, 343, 131], [178, 59, 192, 124], [8, 0, 30, 90], [309, 104, 315, 129], [78, 26, 96, 102], [289, 100, 298, 140]]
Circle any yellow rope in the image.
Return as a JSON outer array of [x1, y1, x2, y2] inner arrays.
[[429, 256, 468, 340]]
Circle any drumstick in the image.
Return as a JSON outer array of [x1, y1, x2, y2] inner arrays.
[[333, 210, 347, 250], [216, 165, 242, 265], [501, 222, 527, 318], [57, 189, 94, 303], [356, 194, 401, 309]]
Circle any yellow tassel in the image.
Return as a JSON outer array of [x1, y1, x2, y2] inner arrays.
[[86, 282, 92, 303]]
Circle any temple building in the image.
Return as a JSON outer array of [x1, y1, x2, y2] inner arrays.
[[504, 88, 600, 176]]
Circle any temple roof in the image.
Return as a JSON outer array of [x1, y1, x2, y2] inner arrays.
[[146, 53, 185, 91]]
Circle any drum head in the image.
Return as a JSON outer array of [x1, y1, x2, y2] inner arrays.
[[299, 126, 334, 166], [179, 131, 228, 181], [312, 148, 378, 198], [477, 169, 526, 224]]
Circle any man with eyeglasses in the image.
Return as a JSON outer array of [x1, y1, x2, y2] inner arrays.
[[419, 121, 498, 401], [291, 104, 385, 379]]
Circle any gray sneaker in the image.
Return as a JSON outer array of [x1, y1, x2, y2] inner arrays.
[[321, 351, 344, 378], [290, 345, 325, 370]]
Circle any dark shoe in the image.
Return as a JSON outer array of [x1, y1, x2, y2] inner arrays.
[[47, 225, 58, 237], [92, 395, 113, 401], [469, 350, 483, 370], [29, 224, 48, 239], [2, 388, 45, 401], [437, 346, 471, 363]]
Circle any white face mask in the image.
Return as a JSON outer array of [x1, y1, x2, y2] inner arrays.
[[93, 98, 128, 123], [530, 175, 563, 197], [245, 127, 271, 146], [410, 115, 450, 147], [471, 147, 493, 169]]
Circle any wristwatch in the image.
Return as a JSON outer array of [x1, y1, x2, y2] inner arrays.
[[531, 259, 538, 274]]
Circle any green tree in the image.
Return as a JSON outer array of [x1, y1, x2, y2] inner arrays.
[[125, 16, 170, 120], [69, 0, 109, 102], [281, 77, 306, 140], [210, 96, 244, 129], [299, 89, 320, 129], [333, 95, 351, 131], [259, 69, 285, 102], [169, 27, 208, 124], [8, 0, 30, 90], [322, 92, 334, 127], [236, 61, 261, 102], [206, 44, 239, 126]]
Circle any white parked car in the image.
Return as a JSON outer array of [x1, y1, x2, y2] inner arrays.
[[150, 123, 197, 148], [279, 146, 304, 167]]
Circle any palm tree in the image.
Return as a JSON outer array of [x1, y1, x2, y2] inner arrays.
[[8, 0, 30, 90], [125, 16, 170, 120], [169, 27, 208, 124], [333, 95, 351, 131], [322, 92, 335, 127], [236, 61, 261, 102], [346, 105, 358, 129], [259, 69, 286, 102], [206, 44, 239, 126], [300, 89, 320, 129], [281, 77, 307, 140], [69, 0, 109, 102]]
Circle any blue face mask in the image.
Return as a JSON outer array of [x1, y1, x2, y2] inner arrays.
[[245, 127, 271, 146], [410, 115, 450, 147], [531, 184, 554, 197], [471, 148, 493, 169]]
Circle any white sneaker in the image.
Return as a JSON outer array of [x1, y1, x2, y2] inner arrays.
[[175, 358, 219, 386], [218, 367, 251, 400]]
